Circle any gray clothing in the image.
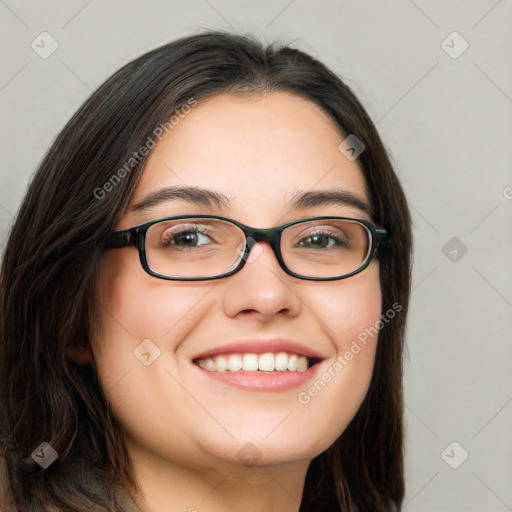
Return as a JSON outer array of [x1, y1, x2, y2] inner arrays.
[[113, 485, 144, 512]]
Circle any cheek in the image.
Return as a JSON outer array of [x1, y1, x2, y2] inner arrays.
[[93, 249, 212, 349], [294, 264, 382, 444], [89, 252, 219, 459], [314, 263, 382, 355], [89, 250, 177, 389], [90, 248, 220, 397]]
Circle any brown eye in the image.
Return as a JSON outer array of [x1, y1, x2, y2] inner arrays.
[[163, 229, 211, 248]]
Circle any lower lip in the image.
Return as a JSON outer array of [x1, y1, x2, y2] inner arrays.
[[194, 363, 320, 391]]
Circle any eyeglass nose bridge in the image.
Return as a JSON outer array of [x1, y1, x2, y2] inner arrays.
[[237, 225, 286, 269]]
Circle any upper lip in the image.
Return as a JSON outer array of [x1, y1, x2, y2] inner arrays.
[[192, 338, 326, 362]]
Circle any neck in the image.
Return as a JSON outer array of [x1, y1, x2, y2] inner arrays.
[[125, 440, 309, 512]]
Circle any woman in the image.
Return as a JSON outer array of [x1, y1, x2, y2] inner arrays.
[[0, 31, 411, 511]]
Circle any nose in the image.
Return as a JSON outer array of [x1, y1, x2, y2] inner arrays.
[[221, 240, 302, 321]]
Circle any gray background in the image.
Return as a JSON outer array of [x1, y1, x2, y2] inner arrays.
[[1, 1, 511, 510]]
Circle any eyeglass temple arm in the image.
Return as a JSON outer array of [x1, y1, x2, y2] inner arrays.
[[376, 228, 390, 244], [105, 229, 137, 249]]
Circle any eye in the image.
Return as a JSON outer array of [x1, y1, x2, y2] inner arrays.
[[297, 229, 349, 250], [161, 225, 214, 249]]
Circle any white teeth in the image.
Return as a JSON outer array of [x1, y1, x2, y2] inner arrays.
[[275, 352, 288, 371], [258, 352, 274, 372], [196, 352, 313, 373], [215, 355, 228, 373], [228, 354, 242, 371], [242, 353, 259, 372], [199, 358, 215, 371]]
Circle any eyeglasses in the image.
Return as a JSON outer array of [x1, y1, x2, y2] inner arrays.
[[105, 215, 389, 281]]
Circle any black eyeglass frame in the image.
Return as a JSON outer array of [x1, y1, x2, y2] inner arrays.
[[105, 215, 389, 281]]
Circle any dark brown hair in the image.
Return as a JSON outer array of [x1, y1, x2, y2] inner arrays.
[[0, 31, 412, 511]]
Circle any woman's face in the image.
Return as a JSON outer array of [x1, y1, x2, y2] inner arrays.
[[90, 92, 381, 474]]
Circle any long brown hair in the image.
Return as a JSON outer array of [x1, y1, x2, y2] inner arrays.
[[0, 31, 412, 511]]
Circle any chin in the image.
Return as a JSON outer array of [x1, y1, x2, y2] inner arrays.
[[206, 425, 337, 469]]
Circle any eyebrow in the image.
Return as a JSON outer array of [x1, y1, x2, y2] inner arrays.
[[132, 185, 371, 216], [287, 188, 370, 215], [133, 185, 231, 213]]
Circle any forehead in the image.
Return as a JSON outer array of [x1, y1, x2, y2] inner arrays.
[[125, 91, 369, 225]]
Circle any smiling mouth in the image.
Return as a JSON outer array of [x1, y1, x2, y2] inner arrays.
[[194, 352, 318, 373]]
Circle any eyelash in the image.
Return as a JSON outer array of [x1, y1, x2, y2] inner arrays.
[[296, 229, 349, 248]]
